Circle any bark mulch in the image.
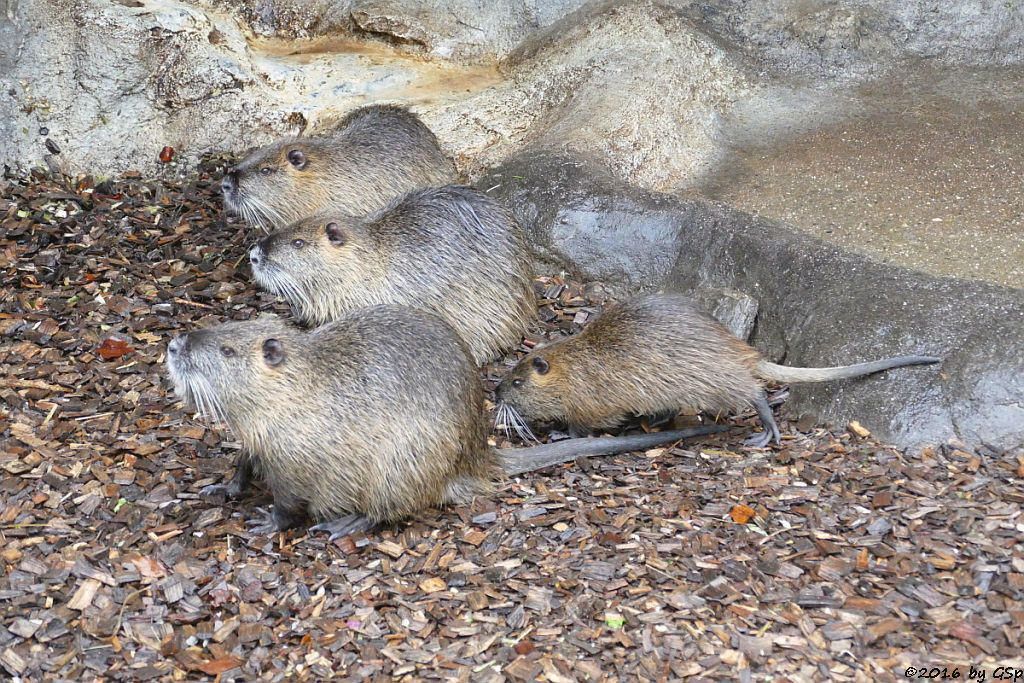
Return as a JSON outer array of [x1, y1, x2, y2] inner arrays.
[[1, 166, 1022, 681]]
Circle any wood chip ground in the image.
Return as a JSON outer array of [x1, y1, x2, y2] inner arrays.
[[1, 166, 1022, 681]]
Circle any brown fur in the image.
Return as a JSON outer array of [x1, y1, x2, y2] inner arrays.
[[222, 104, 456, 228], [250, 185, 537, 363], [166, 307, 499, 532], [496, 294, 940, 442]]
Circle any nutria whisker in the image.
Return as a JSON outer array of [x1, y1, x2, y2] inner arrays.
[[496, 403, 539, 444], [184, 373, 228, 427], [247, 194, 289, 231], [263, 268, 313, 318], [266, 268, 311, 312], [494, 403, 513, 440]]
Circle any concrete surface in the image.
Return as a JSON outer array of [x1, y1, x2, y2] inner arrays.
[[693, 65, 1024, 289]]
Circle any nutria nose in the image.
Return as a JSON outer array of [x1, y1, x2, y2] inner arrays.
[[221, 170, 237, 194], [168, 334, 187, 356], [249, 244, 261, 266]]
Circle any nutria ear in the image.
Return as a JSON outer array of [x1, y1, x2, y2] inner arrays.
[[262, 338, 285, 367], [325, 222, 346, 246], [286, 149, 307, 170], [531, 357, 550, 375]]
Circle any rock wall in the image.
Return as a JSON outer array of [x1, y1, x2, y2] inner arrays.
[[6, 0, 1021, 182], [1, 0, 751, 189], [1, 0, 294, 178], [680, 0, 1024, 78]]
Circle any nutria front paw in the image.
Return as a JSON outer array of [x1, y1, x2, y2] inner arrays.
[[309, 514, 375, 541]]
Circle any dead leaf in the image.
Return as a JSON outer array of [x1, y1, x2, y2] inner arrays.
[[730, 504, 756, 524], [97, 338, 132, 360]]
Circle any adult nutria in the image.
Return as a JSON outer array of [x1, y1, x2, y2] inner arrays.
[[249, 185, 536, 363], [166, 307, 723, 539], [495, 294, 941, 448], [221, 104, 456, 229]]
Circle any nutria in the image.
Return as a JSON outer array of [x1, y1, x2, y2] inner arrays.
[[166, 307, 724, 539], [495, 293, 941, 448], [249, 185, 536, 363], [221, 104, 456, 229]]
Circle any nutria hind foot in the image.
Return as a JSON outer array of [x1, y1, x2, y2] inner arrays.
[[310, 514, 376, 541], [201, 454, 253, 499], [743, 390, 781, 448], [246, 499, 305, 535]]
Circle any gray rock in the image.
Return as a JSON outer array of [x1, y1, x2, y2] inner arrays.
[[1, 0, 300, 178], [680, 0, 1024, 78], [691, 288, 759, 341], [431, 0, 754, 191], [479, 151, 1024, 451], [479, 151, 701, 289], [348, 0, 590, 63]]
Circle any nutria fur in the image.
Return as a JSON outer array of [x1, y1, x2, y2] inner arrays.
[[495, 294, 941, 447], [166, 307, 723, 539], [221, 104, 456, 229], [249, 185, 537, 363]]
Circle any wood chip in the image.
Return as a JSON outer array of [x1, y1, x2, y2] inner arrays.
[[68, 578, 102, 611]]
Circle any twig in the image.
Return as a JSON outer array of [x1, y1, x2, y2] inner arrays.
[[113, 587, 149, 643], [173, 298, 215, 309]]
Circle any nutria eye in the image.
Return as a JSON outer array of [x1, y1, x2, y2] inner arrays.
[[531, 357, 550, 375], [220, 345, 235, 357], [259, 167, 272, 176], [292, 239, 306, 249], [512, 379, 523, 388]]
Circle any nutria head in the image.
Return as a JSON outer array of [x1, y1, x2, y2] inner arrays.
[[165, 316, 302, 430], [221, 105, 457, 230], [495, 349, 571, 425], [221, 138, 337, 229], [248, 213, 383, 326]]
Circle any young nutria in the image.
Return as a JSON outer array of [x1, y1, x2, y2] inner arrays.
[[221, 104, 456, 229], [495, 294, 941, 448], [249, 185, 536, 363], [166, 307, 724, 539]]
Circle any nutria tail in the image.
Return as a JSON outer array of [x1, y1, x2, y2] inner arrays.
[[497, 425, 727, 476], [755, 355, 941, 384]]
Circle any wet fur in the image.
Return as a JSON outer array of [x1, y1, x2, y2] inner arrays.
[[496, 294, 940, 439], [166, 308, 499, 528], [224, 104, 456, 228], [251, 185, 537, 364]]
